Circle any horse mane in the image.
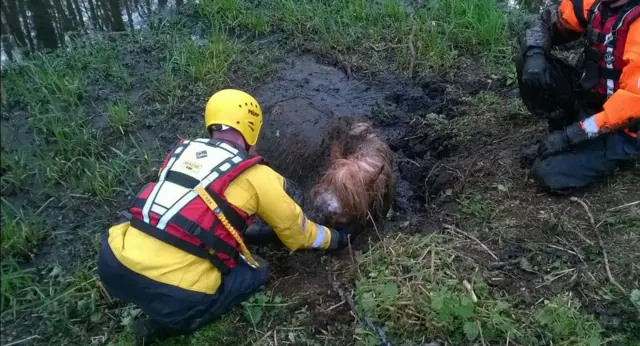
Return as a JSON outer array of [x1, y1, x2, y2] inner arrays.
[[311, 118, 393, 227]]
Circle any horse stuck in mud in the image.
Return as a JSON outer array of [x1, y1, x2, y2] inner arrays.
[[257, 114, 394, 232]]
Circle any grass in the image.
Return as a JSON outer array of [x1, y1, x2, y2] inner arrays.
[[1, 0, 636, 345], [0, 150, 33, 195], [107, 100, 135, 134], [195, 0, 515, 74], [354, 234, 614, 346], [0, 199, 48, 258], [0, 258, 38, 316]]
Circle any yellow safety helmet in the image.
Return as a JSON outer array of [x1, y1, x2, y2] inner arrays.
[[204, 89, 263, 146]]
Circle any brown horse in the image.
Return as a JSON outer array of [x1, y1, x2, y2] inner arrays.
[[310, 118, 394, 229]]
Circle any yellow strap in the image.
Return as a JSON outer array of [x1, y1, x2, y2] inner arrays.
[[194, 185, 260, 268]]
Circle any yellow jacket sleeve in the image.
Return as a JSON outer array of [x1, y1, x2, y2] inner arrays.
[[580, 21, 640, 136], [239, 165, 335, 251]]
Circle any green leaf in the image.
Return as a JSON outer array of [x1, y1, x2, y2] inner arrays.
[[463, 321, 479, 341], [431, 293, 445, 311], [495, 301, 510, 312], [245, 306, 263, 324], [358, 292, 377, 313], [458, 296, 475, 318], [380, 282, 398, 299], [90, 312, 102, 323], [588, 337, 601, 346]]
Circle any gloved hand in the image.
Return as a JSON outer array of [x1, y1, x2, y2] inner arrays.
[[538, 122, 590, 159], [521, 48, 553, 90], [328, 223, 359, 250]]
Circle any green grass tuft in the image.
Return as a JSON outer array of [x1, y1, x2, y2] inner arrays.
[[0, 199, 48, 258], [107, 100, 136, 135], [0, 258, 38, 316]]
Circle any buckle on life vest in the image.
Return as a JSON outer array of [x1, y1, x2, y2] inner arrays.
[[603, 51, 614, 64]]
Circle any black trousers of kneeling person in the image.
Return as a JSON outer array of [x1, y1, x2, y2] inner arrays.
[[98, 227, 271, 345], [515, 53, 639, 194]]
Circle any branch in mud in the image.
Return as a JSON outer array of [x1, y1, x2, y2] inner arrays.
[[332, 282, 441, 346]]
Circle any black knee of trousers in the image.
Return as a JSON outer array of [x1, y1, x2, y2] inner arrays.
[[531, 158, 581, 194]]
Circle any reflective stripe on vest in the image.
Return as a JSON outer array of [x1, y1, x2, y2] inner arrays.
[[582, 0, 640, 101], [127, 138, 263, 273]]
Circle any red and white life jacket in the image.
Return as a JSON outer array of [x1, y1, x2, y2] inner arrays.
[[122, 138, 263, 274], [577, 0, 640, 107]]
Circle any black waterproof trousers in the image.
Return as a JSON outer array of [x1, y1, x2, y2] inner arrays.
[[516, 54, 639, 193]]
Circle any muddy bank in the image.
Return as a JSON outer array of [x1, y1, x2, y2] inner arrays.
[[254, 55, 460, 221]]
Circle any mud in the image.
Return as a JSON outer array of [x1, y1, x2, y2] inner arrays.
[[253, 55, 456, 221]]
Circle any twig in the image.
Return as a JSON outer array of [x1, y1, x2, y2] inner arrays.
[[332, 282, 393, 346], [4, 336, 40, 346], [548, 244, 577, 256], [607, 200, 639, 212], [488, 258, 521, 270], [324, 300, 346, 312], [347, 234, 362, 278], [367, 211, 383, 242], [96, 281, 113, 304], [443, 224, 499, 261], [462, 280, 478, 303], [408, 18, 417, 78], [430, 250, 436, 281], [570, 197, 627, 295], [478, 320, 487, 346], [568, 226, 594, 246], [535, 268, 576, 288], [34, 197, 56, 216]]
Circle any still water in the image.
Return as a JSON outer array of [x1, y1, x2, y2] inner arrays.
[[0, 0, 188, 61]]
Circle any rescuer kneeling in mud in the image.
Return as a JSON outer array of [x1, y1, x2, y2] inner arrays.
[[97, 89, 356, 345], [517, 0, 640, 193]]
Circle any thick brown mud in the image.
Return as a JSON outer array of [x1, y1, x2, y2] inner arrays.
[[254, 55, 457, 222]]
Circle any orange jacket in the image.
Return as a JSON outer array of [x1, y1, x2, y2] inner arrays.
[[524, 0, 640, 137]]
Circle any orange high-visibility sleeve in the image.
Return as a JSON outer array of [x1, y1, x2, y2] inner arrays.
[[581, 21, 640, 135], [558, 0, 597, 32]]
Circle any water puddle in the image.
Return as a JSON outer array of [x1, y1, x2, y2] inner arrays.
[[1, 0, 190, 62]]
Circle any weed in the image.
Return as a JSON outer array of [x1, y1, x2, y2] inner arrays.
[[0, 258, 39, 317], [197, 0, 270, 35], [459, 192, 495, 222], [29, 104, 101, 163], [153, 69, 182, 105], [0, 199, 48, 258], [166, 31, 239, 86], [354, 234, 610, 345], [534, 294, 603, 346], [23, 55, 87, 107], [107, 100, 135, 135], [0, 150, 33, 195], [73, 158, 130, 199]]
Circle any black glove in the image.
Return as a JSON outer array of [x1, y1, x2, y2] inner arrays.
[[327, 223, 359, 250], [538, 122, 591, 159], [521, 48, 553, 90]]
